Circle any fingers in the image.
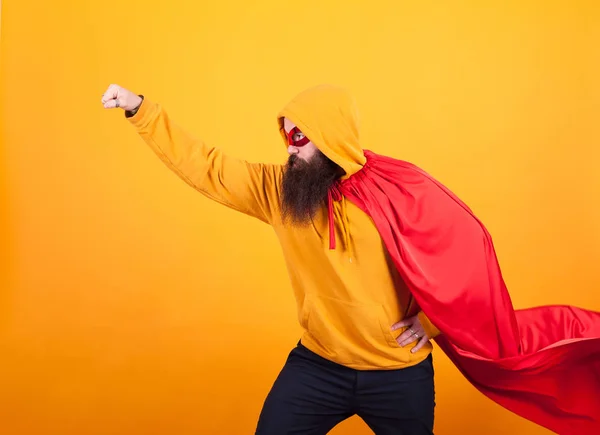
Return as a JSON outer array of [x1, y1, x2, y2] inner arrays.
[[397, 328, 429, 349], [411, 335, 430, 353], [394, 321, 427, 348], [391, 314, 416, 331], [392, 314, 431, 352], [101, 84, 119, 103], [103, 98, 121, 109], [101, 84, 122, 109], [391, 320, 408, 330], [392, 315, 420, 346], [397, 328, 420, 347]]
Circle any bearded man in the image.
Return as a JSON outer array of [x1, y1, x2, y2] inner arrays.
[[101, 84, 600, 435]]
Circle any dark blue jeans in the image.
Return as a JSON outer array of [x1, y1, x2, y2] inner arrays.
[[256, 342, 435, 435]]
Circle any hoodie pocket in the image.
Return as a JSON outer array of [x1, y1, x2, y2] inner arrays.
[[302, 293, 402, 365]]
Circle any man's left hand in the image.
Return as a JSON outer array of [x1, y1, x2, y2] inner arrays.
[[391, 315, 431, 353]]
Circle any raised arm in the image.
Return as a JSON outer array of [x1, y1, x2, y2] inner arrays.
[[101, 84, 282, 224]]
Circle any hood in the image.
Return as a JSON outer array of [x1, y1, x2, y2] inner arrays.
[[277, 84, 366, 179]]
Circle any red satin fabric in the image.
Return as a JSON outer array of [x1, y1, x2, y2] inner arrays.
[[339, 150, 600, 434]]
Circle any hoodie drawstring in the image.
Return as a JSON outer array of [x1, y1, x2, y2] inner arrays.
[[327, 183, 350, 252], [327, 187, 340, 249]]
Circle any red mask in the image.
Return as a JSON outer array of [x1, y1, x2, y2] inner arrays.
[[286, 127, 311, 147]]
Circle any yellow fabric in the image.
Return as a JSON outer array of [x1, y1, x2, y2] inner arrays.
[[277, 84, 366, 179], [128, 86, 440, 370]]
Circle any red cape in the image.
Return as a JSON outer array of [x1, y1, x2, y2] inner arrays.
[[338, 150, 600, 434]]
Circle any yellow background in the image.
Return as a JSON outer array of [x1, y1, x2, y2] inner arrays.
[[1, 0, 599, 434]]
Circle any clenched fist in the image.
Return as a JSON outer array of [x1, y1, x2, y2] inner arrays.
[[101, 84, 143, 111]]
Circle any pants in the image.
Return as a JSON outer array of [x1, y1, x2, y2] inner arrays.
[[255, 342, 435, 435]]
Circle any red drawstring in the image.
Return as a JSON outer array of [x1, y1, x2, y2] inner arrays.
[[327, 183, 342, 250]]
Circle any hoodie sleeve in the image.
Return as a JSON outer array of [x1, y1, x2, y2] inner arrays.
[[418, 311, 441, 339], [126, 97, 282, 224]]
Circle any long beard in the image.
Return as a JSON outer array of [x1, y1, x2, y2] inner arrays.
[[280, 151, 344, 225]]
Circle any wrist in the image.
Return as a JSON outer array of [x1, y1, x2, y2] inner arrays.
[[418, 311, 441, 339], [125, 95, 144, 118]]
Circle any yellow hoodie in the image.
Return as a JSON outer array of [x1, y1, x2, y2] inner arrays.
[[127, 85, 440, 370]]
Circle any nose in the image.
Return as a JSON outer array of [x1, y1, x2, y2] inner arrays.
[[287, 146, 299, 155]]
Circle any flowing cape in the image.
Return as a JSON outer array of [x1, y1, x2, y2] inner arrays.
[[339, 150, 600, 434]]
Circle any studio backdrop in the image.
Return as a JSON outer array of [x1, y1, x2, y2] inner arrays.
[[1, 1, 598, 434]]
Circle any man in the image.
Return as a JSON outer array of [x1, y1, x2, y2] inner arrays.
[[102, 84, 600, 435], [101, 84, 439, 434]]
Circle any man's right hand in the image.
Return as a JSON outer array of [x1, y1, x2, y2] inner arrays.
[[101, 84, 143, 111]]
